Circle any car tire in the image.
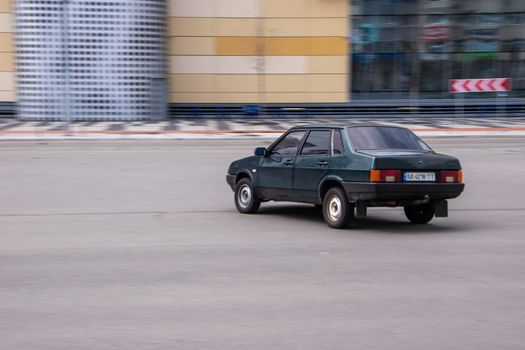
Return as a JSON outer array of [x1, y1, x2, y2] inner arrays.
[[323, 187, 353, 229], [235, 178, 261, 214], [404, 202, 435, 224]]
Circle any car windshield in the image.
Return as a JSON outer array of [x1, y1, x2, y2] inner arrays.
[[346, 126, 432, 152]]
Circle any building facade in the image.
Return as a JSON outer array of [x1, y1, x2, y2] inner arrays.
[[0, 0, 14, 103], [351, 0, 525, 99], [14, 0, 166, 120], [168, 0, 349, 104], [0, 0, 524, 119]]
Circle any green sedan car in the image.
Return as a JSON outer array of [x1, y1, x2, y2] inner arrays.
[[226, 125, 464, 228]]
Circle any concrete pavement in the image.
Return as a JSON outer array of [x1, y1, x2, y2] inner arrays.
[[1, 138, 525, 350]]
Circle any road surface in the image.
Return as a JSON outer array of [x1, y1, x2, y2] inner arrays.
[[1, 137, 525, 350]]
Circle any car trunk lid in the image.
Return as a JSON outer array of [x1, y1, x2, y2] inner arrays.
[[360, 150, 461, 170]]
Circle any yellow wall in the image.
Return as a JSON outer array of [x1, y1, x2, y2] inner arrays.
[[0, 0, 14, 101], [3, 0, 349, 104], [168, 0, 349, 104]]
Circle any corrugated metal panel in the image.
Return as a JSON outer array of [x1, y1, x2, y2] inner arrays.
[[15, 0, 166, 120]]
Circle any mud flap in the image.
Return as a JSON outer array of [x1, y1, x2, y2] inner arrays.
[[356, 201, 367, 218], [435, 200, 448, 217]]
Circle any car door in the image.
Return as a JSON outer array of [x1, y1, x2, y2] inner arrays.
[[257, 130, 306, 200], [293, 129, 332, 201]]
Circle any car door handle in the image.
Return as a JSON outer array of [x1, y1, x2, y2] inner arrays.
[[283, 159, 294, 165], [318, 160, 328, 166]]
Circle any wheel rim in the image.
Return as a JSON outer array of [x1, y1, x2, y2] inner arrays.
[[238, 184, 251, 208], [328, 195, 342, 222]]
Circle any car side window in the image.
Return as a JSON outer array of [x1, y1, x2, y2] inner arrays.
[[300, 130, 331, 156], [270, 131, 306, 156], [333, 129, 345, 155]]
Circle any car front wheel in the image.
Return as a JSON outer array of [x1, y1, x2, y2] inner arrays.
[[404, 202, 435, 224], [323, 187, 353, 229], [235, 178, 261, 214]]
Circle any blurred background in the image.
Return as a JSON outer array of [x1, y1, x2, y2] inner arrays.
[[2, 3, 525, 348], [0, 0, 524, 120]]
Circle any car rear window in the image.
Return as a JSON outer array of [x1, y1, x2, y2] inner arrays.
[[346, 126, 431, 152]]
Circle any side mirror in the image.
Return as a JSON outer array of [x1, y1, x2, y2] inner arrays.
[[254, 147, 268, 157]]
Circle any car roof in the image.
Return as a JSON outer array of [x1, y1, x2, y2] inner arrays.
[[289, 124, 344, 130], [288, 124, 408, 130]]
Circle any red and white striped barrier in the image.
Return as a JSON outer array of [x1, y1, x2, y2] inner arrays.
[[450, 78, 511, 93]]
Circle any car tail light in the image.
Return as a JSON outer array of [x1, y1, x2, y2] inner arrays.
[[370, 170, 401, 183], [440, 170, 462, 183]]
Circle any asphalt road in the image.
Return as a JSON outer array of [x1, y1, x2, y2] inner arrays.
[[1, 137, 525, 350]]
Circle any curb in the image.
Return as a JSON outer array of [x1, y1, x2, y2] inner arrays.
[[2, 127, 525, 135], [1, 127, 525, 140]]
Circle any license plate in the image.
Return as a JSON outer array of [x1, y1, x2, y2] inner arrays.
[[404, 172, 436, 182]]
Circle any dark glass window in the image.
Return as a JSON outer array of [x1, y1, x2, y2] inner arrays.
[[301, 130, 331, 156], [350, 0, 525, 99], [346, 127, 431, 151], [271, 131, 306, 156], [333, 130, 345, 155]]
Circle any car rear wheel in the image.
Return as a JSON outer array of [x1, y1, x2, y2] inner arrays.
[[323, 187, 353, 229], [404, 202, 435, 224], [235, 178, 261, 214]]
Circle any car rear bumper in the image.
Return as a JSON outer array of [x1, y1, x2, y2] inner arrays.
[[342, 182, 465, 202], [226, 174, 236, 191]]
